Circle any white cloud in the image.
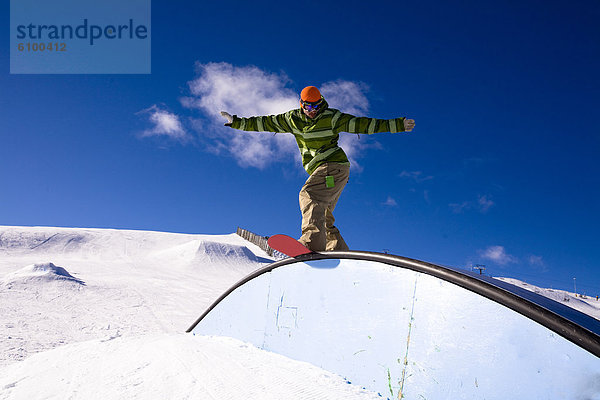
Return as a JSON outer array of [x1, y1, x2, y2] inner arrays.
[[477, 195, 495, 213], [138, 105, 189, 141], [320, 80, 370, 116], [450, 194, 495, 214], [180, 62, 380, 170], [527, 255, 548, 272], [423, 189, 431, 204], [449, 201, 471, 214], [184, 62, 299, 119], [399, 170, 434, 183], [479, 245, 518, 266], [383, 196, 398, 206], [528, 255, 544, 266], [180, 62, 298, 169]]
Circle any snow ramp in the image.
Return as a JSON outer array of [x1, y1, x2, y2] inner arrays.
[[188, 251, 600, 399]]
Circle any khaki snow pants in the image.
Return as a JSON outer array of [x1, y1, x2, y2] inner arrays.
[[298, 162, 350, 252]]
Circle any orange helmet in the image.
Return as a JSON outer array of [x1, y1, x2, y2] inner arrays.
[[300, 86, 322, 103]]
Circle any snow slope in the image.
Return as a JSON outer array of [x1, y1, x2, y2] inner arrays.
[[0, 226, 265, 366], [1, 334, 380, 400], [496, 277, 600, 320], [0, 226, 382, 399], [0, 226, 598, 399]]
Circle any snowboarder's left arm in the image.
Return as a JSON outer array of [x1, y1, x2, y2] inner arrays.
[[332, 112, 415, 134]]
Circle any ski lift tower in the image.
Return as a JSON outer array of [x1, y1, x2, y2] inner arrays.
[[473, 264, 486, 275]]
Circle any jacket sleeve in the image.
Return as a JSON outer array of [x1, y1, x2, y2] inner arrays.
[[332, 112, 406, 135], [228, 112, 293, 133]]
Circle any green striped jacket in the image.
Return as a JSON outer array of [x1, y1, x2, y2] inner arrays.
[[229, 101, 407, 175]]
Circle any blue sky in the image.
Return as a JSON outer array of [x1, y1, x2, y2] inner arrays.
[[2, 0, 599, 293]]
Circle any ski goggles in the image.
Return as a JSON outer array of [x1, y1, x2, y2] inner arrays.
[[301, 98, 324, 111]]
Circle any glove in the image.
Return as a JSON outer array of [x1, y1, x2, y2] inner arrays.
[[220, 111, 233, 125], [404, 118, 415, 132]]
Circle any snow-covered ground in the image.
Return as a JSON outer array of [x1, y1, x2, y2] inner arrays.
[[0, 226, 266, 366], [0, 225, 597, 399], [0, 226, 380, 399]]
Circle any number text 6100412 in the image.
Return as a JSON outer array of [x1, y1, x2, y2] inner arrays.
[[17, 42, 67, 52]]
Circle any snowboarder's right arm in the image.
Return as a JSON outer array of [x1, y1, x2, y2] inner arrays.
[[220, 111, 293, 133], [220, 111, 234, 124]]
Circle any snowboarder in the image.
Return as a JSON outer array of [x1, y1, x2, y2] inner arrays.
[[221, 86, 415, 252]]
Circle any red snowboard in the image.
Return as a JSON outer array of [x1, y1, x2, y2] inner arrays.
[[267, 234, 313, 257]]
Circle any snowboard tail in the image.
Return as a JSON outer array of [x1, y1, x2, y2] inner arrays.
[[267, 234, 313, 258]]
